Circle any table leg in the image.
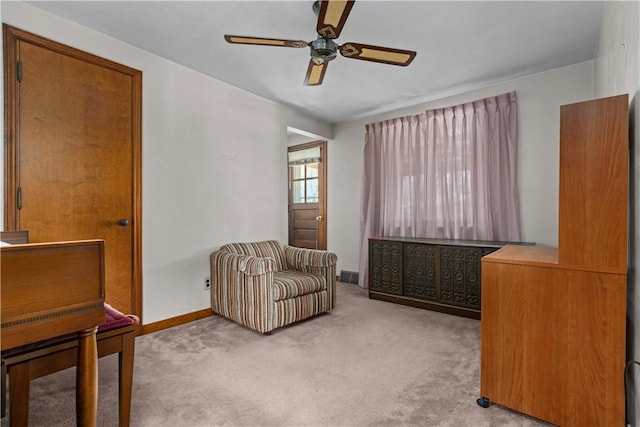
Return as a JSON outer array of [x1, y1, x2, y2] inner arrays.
[[8, 363, 30, 427], [76, 327, 98, 427]]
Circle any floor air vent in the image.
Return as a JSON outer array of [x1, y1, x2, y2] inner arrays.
[[339, 270, 359, 284]]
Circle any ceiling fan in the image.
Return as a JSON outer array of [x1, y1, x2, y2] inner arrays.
[[224, 0, 417, 86]]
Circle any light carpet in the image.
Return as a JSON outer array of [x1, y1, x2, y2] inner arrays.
[[21, 282, 551, 426]]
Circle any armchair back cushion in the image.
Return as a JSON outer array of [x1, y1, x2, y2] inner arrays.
[[220, 240, 287, 272]]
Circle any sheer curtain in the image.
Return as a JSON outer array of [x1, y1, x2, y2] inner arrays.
[[359, 91, 520, 288]]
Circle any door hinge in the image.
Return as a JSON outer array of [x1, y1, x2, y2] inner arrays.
[[16, 62, 22, 82], [17, 187, 22, 210]]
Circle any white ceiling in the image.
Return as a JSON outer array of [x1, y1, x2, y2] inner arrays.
[[27, 1, 604, 124]]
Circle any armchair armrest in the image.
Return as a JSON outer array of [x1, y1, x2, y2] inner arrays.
[[283, 246, 337, 270], [283, 246, 338, 310], [210, 250, 277, 333]]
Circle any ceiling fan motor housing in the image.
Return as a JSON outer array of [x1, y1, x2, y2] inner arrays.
[[310, 38, 338, 64]]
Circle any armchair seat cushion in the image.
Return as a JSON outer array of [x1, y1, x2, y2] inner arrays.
[[273, 270, 326, 301]]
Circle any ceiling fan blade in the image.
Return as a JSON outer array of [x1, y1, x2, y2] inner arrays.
[[316, 0, 355, 39], [339, 42, 416, 66], [304, 60, 328, 86], [224, 35, 308, 48]]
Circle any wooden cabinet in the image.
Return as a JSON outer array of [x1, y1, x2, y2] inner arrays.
[[479, 95, 628, 426], [368, 237, 521, 319]]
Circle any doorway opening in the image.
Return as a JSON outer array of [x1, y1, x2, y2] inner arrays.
[[288, 140, 327, 249]]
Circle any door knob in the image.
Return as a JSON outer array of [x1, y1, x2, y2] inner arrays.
[[117, 219, 130, 227], [316, 215, 323, 221]]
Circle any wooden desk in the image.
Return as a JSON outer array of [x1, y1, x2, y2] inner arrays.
[[480, 245, 626, 426], [479, 95, 628, 426], [1, 240, 105, 426]]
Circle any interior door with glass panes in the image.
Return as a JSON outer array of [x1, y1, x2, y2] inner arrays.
[[288, 141, 326, 249]]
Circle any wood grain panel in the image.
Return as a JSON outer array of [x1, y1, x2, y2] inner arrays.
[[563, 270, 626, 425], [0, 230, 28, 244], [481, 259, 626, 426], [481, 262, 562, 423], [480, 262, 527, 409], [558, 94, 628, 271], [1, 241, 104, 318], [0, 240, 105, 350], [18, 41, 133, 315]]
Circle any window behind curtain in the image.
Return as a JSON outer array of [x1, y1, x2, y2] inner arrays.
[[359, 91, 520, 288]]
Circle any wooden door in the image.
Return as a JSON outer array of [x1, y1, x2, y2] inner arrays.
[[288, 141, 327, 249], [3, 25, 142, 319]]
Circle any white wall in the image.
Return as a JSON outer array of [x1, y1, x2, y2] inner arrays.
[[328, 61, 594, 274], [1, 1, 332, 324], [593, 1, 640, 425]]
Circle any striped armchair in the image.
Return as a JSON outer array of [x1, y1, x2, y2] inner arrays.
[[210, 240, 338, 334]]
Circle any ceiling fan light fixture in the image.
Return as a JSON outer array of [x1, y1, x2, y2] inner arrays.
[[309, 37, 338, 64]]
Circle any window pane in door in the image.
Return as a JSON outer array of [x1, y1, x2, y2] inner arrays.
[[293, 181, 304, 203], [292, 165, 305, 180], [307, 163, 319, 178], [306, 178, 318, 202]]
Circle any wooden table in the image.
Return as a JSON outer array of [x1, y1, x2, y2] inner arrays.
[[1, 240, 105, 426]]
